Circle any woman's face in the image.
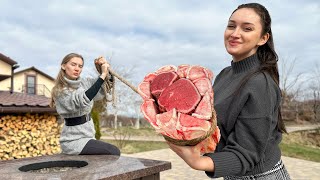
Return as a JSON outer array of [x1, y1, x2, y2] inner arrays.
[[224, 8, 268, 61], [61, 57, 83, 80]]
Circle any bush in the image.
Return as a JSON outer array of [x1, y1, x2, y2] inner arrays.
[[91, 110, 101, 140]]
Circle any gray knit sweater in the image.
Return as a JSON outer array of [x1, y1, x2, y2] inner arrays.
[[55, 76, 107, 155], [204, 54, 282, 177]]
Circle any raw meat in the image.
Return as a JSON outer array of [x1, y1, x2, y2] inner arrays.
[[177, 64, 190, 78], [158, 78, 201, 114], [150, 72, 179, 99], [139, 64, 220, 154], [156, 109, 182, 139], [192, 78, 212, 96], [140, 100, 160, 129], [192, 92, 213, 119], [176, 113, 211, 140]]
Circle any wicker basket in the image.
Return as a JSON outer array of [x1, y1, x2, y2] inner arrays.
[[163, 108, 217, 146]]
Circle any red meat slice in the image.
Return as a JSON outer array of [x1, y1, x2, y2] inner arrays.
[[177, 64, 190, 78], [140, 100, 160, 129], [176, 113, 211, 140], [156, 109, 182, 139], [155, 65, 177, 74], [204, 68, 214, 82], [150, 72, 179, 99], [143, 73, 157, 82], [192, 91, 212, 120], [192, 78, 212, 96], [138, 81, 151, 100], [158, 78, 201, 114], [138, 73, 158, 100], [186, 65, 208, 81]]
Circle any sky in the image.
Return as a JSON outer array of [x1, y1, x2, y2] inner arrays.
[[1, 0, 319, 89]]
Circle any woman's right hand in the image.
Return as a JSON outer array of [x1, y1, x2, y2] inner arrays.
[[167, 141, 215, 172]]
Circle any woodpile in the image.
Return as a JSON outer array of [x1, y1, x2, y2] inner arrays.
[[0, 113, 61, 160]]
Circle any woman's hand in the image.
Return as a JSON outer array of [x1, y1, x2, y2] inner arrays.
[[167, 142, 215, 172], [95, 56, 111, 79]]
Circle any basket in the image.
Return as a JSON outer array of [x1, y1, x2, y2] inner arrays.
[[162, 108, 217, 146]]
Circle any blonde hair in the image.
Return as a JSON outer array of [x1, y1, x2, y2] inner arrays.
[[50, 53, 84, 107]]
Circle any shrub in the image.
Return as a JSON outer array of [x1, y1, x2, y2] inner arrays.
[[91, 110, 101, 140]]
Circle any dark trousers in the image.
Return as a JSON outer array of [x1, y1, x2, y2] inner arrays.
[[79, 139, 121, 156]]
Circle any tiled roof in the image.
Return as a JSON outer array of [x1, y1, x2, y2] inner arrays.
[[0, 66, 55, 82], [0, 53, 17, 66], [15, 66, 55, 81], [0, 91, 56, 113]]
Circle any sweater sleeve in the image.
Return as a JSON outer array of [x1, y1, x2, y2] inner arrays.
[[55, 76, 111, 116], [81, 75, 114, 101], [85, 77, 104, 100], [204, 73, 281, 177], [55, 87, 91, 115]]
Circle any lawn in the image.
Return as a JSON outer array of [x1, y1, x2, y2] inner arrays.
[[106, 140, 168, 154], [102, 127, 320, 162], [280, 128, 320, 162], [280, 142, 320, 162]]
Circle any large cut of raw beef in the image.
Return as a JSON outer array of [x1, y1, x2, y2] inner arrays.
[[138, 64, 220, 154]]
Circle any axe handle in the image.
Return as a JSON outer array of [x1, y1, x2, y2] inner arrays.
[[108, 68, 139, 94]]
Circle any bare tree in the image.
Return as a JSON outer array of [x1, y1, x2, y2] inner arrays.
[[279, 56, 304, 122], [308, 62, 320, 122], [280, 57, 303, 100], [88, 59, 143, 128], [133, 98, 143, 129], [107, 65, 139, 128]]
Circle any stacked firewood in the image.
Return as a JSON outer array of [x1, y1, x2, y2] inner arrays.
[[0, 113, 61, 160]]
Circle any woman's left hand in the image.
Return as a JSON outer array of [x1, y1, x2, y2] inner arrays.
[[167, 141, 214, 172], [95, 56, 109, 66], [95, 56, 111, 79]]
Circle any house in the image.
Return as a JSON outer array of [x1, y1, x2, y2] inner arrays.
[[0, 53, 18, 93], [0, 53, 55, 97]]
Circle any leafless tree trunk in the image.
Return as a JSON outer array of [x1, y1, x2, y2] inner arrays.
[[280, 56, 303, 102], [114, 108, 118, 129], [134, 99, 143, 129], [279, 56, 304, 122], [107, 65, 139, 128], [309, 62, 320, 123]]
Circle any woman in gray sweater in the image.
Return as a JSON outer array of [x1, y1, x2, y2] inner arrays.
[[50, 53, 120, 156], [167, 3, 290, 179]]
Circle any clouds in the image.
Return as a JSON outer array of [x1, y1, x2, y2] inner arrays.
[[0, 0, 319, 87]]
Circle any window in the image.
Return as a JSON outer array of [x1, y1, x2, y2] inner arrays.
[[26, 75, 36, 94]]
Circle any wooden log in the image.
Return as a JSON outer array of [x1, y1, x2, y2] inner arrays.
[[0, 113, 61, 160]]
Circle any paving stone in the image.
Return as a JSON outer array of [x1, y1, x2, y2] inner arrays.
[[125, 148, 320, 180]]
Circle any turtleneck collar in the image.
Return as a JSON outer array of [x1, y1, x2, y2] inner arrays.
[[63, 76, 81, 89], [231, 53, 261, 74]]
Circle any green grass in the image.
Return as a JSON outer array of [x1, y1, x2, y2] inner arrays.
[[102, 126, 161, 137], [280, 142, 320, 162], [280, 128, 320, 162], [102, 126, 320, 162], [105, 140, 168, 154]]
